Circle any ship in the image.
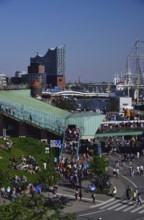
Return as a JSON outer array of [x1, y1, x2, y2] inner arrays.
[[113, 40, 144, 103]]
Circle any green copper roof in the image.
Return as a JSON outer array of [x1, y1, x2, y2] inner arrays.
[[0, 89, 105, 137], [0, 90, 70, 117]]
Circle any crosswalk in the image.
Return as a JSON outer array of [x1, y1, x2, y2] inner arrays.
[[97, 198, 144, 214]]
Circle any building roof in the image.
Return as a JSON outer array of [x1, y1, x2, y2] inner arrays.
[[0, 89, 105, 138], [31, 81, 42, 88]]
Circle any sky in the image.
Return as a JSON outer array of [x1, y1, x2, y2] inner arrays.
[[0, 0, 144, 83]]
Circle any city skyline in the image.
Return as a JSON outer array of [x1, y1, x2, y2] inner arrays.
[[0, 0, 144, 83]]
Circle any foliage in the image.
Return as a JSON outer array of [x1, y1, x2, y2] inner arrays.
[[89, 154, 110, 191], [89, 154, 108, 176], [51, 97, 76, 110], [47, 210, 76, 220], [37, 168, 59, 186], [0, 194, 76, 220], [107, 97, 119, 112]]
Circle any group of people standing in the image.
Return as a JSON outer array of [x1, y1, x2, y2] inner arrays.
[[74, 188, 96, 204], [126, 186, 142, 206]]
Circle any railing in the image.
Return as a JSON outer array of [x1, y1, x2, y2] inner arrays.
[[0, 99, 66, 136], [97, 126, 144, 134]]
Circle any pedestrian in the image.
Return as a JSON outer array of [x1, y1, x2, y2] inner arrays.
[[130, 166, 134, 177], [140, 165, 144, 175], [1, 187, 6, 198], [132, 190, 137, 204], [116, 168, 119, 178], [137, 192, 142, 206], [137, 152, 140, 159], [112, 186, 117, 197], [75, 188, 78, 200], [79, 189, 83, 201], [113, 169, 117, 177], [126, 186, 131, 200], [136, 166, 140, 175], [6, 186, 11, 199], [91, 191, 96, 204]]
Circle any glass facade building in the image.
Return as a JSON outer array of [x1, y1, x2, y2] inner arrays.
[[30, 46, 65, 77]]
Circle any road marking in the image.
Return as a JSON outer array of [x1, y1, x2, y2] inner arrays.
[[114, 204, 128, 211], [122, 204, 135, 212], [138, 208, 144, 214], [107, 202, 121, 210], [120, 174, 137, 188], [90, 197, 114, 208], [130, 205, 144, 213], [96, 197, 144, 214], [78, 209, 106, 217], [57, 193, 103, 203], [99, 199, 119, 209]]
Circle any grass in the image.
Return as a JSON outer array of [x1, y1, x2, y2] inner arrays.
[[0, 137, 54, 186]]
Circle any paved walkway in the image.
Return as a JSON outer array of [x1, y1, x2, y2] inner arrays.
[[56, 175, 126, 214]]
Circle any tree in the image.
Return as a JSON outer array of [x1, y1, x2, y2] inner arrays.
[[0, 194, 76, 220], [107, 97, 119, 112], [37, 148, 59, 186], [89, 155, 110, 191], [51, 97, 76, 110], [89, 155, 108, 176]]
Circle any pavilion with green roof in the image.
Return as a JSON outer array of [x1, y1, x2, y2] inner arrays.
[[0, 90, 105, 139]]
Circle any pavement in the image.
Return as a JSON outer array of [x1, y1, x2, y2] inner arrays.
[[56, 153, 139, 214], [0, 153, 137, 215], [56, 174, 127, 214]]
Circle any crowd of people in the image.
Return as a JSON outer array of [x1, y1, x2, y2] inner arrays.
[[8, 154, 41, 174], [64, 127, 80, 158], [0, 137, 14, 152], [126, 186, 142, 206]]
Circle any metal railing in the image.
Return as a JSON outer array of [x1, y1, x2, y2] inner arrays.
[[0, 98, 66, 135]]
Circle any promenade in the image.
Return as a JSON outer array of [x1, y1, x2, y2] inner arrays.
[[0, 152, 142, 216], [56, 173, 126, 214], [57, 152, 143, 214]]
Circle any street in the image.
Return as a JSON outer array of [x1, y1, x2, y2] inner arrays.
[[75, 152, 144, 220]]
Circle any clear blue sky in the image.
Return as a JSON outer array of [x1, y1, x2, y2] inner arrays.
[[0, 0, 144, 83]]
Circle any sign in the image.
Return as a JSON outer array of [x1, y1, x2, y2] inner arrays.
[[45, 147, 49, 154], [97, 145, 102, 157], [50, 140, 61, 148]]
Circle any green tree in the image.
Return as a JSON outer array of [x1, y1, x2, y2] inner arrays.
[[0, 194, 76, 220], [89, 155, 110, 191], [89, 155, 108, 176], [52, 97, 76, 110], [107, 97, 119, 112], [37, 148, 59, 186]]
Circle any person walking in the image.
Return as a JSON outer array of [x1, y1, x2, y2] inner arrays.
[[126, 186, 131, 200], [112, 186, 117, 197], [75, 188, 78, 200], [91, 191, 96, 204], [132, 190, 137, 205], [137, 192, 142, 206], [79, 189, 83, 201]]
